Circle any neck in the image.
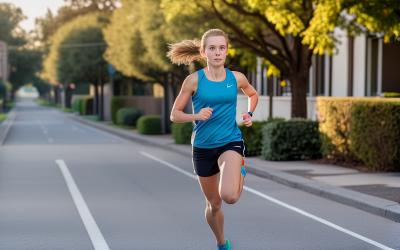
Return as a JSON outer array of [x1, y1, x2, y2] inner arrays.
[[205, 64, 225, 81]]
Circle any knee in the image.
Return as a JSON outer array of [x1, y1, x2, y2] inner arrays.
[[207, 198, 222, 215], [221, 192, 239, 205]]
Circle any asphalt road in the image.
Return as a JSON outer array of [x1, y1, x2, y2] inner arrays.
[[0, 100, 399, 250]]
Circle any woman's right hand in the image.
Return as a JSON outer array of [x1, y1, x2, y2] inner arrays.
[[197, 108, 213, 121]]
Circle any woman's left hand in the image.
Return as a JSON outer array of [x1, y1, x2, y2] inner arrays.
[[242, 113, 252, 127]]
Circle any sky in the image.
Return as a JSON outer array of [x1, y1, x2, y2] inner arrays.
[[1, 0, 66, 32]]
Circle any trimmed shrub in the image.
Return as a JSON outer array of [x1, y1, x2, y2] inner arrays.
[[238, 117, 285, 156], [317, 97, 400, 171], [73, 99, 83, 113], [350, 100, 400, 171], [137, 115, 162, 135], [172, 122, 194, 144], [261, 119, 321, 161], [384, 92, 400, 98], [116, 108, 143, 126], [111, 97, 127, 124], [81, 97, 93, 116]]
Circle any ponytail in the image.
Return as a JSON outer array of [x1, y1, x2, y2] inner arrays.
[[167, 29, 229, 65], [167, 38, 203, 65]]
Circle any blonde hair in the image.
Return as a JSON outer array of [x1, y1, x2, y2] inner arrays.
[[167, 29, 228, 65]]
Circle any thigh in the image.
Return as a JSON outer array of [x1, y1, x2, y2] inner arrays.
[[218, 150, 243, 194], [197, 173, 221, 203]]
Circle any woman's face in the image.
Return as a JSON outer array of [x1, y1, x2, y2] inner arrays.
[[201, 36, 228, 67]]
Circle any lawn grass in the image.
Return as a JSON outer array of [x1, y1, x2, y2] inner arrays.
[[0, 114, 7, 123], [100, 121, 136, 130]]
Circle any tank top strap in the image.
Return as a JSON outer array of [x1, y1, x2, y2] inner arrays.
[[197, 69, 206, 83]]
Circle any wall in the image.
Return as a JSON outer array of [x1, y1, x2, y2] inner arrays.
[[331, 28, 348, 97], [353, 35, 367, 97], [236, 96, 318, 124]]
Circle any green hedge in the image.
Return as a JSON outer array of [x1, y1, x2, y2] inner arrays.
[[73, 99, 83, 113], [81, 97, 93, 116], [0, 114, 7, 123], [238, 117, 285, 156], [172, 122, 194, 144], [261, 120, 321, 161], [116, 108, 143, 126], [317, 97, 400, 171], [137, 115, 162, 135], [111, 97, 127, 124], [350, 100, 400, 171], [384, 92, 400, 98]]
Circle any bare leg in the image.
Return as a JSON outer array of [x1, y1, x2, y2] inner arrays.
[[218, 150, 244, 204], [198, 174, 226, 246]]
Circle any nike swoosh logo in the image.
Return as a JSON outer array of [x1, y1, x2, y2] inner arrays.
[[234, 146, 241, 148], [227, 84, 233, 88]]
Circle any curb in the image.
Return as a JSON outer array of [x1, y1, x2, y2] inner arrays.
[[69, 114, 400, 222]]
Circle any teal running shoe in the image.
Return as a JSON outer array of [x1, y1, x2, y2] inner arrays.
[[241, 158, 246, 177], [217, 238, 231, 250]]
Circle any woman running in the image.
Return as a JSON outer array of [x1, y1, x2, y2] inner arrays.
[[167, 29, 258, 250]]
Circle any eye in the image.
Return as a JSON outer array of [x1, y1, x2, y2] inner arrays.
[[210, 47, 214, 50]]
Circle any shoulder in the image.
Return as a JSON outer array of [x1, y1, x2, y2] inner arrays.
[[182, 71, 199, 91], [231, 71, 248, 88]]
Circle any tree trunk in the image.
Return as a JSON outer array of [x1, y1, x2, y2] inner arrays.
[[99, 76, 104, 121], [290, 75, 308, 118]]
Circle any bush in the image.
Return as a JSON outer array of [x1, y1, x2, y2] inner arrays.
[[238, 117, 285, 156], [81, 97, 93, 116], [350, 100, 400, 171], [73, 99, 83, 113], [261, 119, 321, 161], [317, 97, 400, 171], [116, 108, 143, 126], [137, 115, 162, 135], [111, 97, 127, 124], [172, 122, 194, 144], [384, 92, 400, 98]]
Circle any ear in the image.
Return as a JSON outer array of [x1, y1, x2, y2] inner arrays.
[[200, 46, 206, 57]]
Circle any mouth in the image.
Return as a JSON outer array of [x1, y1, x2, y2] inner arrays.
[[215, 58, 222, 61]]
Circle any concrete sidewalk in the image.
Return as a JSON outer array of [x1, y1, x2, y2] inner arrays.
[[68, 113, 400, 222]]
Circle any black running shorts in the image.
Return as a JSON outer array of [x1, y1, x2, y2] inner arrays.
[[192, 140, 245, 177]]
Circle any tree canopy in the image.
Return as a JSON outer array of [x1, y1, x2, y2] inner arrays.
[[41, 12, 109, 84], [0, 3, 27, 45], [161, 0, 400, 118]]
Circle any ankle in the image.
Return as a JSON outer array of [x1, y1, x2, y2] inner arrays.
[[217, 239, 226, 246]]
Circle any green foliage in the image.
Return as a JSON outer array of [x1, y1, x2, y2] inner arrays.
[[81, 97, 93, 116], [137, 115, 162, 135], [172, 122, 193, 144], [350, 101, 400, 171], [0, 114, 7, 123], [8, 48, 43, 91], [4, 103, 15, 108], [83, 115, 100, 121], [41, 12, 109, 84], [73, 98, 83, 113], [0, 3, 27, 45], [116, 108, 143, 126], [61, 108, 73, 113], [37, 99, 57, 106], [384, 92, 400, 98], [111, 96, 127, 123], [317, 97, 400, 171], [261, 120, 321, 161], [238, 117, 285, 156]]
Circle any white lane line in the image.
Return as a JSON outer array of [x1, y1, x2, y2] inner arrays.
[[55, 160, 110, 250], [35, 115, 54, 143], [139, 151, 394, 250]]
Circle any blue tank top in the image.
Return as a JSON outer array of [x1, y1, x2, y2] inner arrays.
[[191, 68, 242, 148]]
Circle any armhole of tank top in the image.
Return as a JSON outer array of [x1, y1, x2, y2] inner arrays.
[[229, 70, 239, 89], [192, 70, 204, 97]]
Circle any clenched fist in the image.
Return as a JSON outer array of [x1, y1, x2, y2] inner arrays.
[[242, 113, 252, 127], [197, 108, 213, 121]]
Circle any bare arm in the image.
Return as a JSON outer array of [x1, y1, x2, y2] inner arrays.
[[233, 71, 259, 127], [170, 73, 213, 123]]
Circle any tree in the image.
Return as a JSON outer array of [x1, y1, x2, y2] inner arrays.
[[41, 12, 109, 114], [161, 0, 400, 118], [8, 48, 43, 92], [0, 3, 27, 46], [34, 0, 118, 42]]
